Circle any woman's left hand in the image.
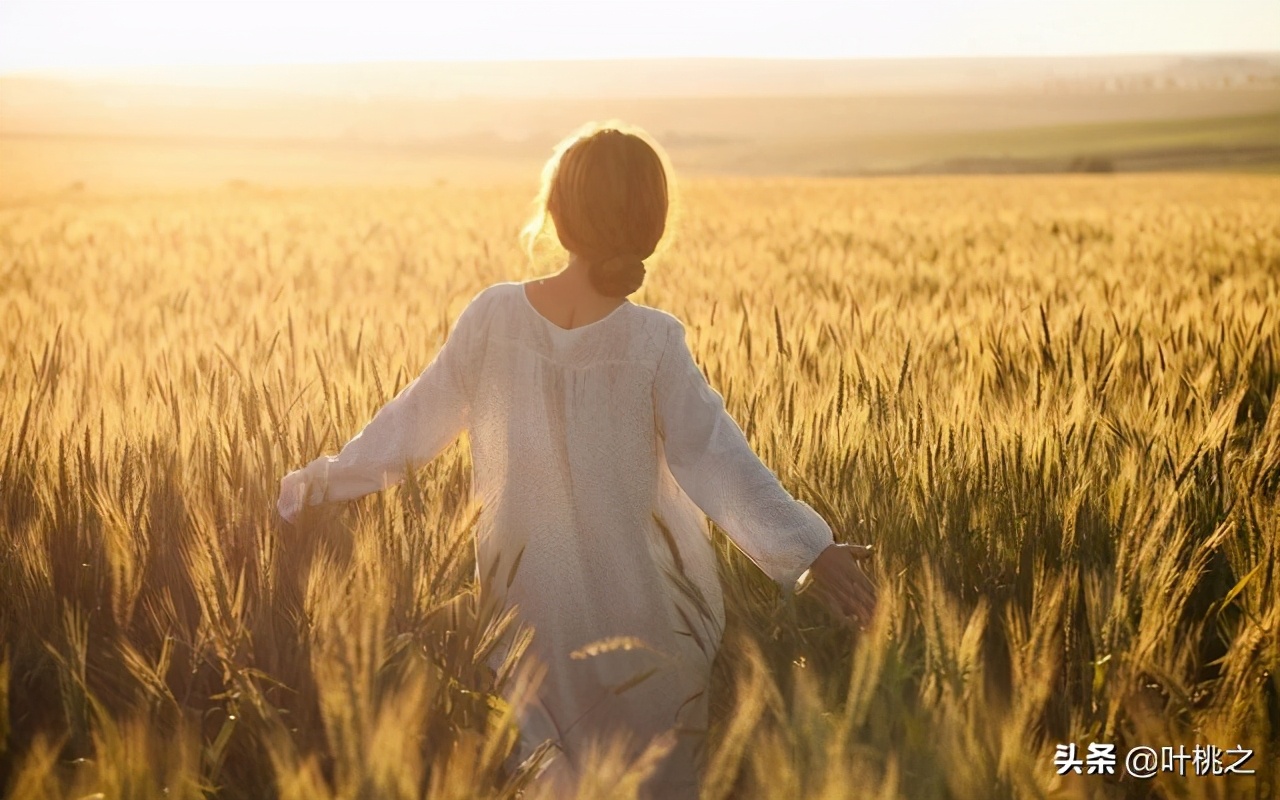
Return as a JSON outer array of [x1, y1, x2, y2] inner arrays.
[[277, 469, 309, 524], [800, 543, 878, 630]]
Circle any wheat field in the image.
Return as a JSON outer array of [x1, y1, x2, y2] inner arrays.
[[1, 173, 1278, 799]]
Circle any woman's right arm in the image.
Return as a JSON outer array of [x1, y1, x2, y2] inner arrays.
[[277, 286, 492, 523]]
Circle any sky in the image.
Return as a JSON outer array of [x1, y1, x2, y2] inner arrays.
[[1, 0, 1277, 74]]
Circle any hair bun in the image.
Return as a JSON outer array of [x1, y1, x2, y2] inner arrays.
[[590, 253, 646, 297]]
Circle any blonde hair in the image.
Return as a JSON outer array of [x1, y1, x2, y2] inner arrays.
[[520, 120, 674, 298]]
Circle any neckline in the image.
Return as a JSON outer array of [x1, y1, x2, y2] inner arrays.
[[518, 282, 630, 334]]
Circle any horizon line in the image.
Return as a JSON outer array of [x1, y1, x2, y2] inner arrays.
[[4, 49, 1280, 78]]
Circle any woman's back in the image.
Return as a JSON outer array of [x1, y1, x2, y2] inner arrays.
[[460, 280, 723, 795], [465, 279, 722, 629]]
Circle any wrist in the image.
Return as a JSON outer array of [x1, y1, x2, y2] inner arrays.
[[301, 457, 331, 505]]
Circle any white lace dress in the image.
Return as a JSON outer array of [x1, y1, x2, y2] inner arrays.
[[277, 281, 835, 797]]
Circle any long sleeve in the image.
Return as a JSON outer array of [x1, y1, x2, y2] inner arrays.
[[278, 289, 489, 522], [653, 318, 834, 595]]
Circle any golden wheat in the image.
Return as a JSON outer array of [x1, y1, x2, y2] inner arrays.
[[1, 173, 1277, 798]]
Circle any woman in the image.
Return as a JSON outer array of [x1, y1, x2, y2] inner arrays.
[[277, 120, 878, 798]]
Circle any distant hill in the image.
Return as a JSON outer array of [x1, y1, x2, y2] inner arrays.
[[1, 55, 1277, 195], [2, 55, 1278, 144]]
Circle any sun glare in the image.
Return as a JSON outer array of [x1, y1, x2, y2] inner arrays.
[[0, 0, 1276, 76]]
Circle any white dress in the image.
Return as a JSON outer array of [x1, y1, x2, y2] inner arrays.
[[277, 281, 835, 797]]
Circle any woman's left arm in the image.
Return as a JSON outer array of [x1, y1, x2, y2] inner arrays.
[[278, 289, 489, 523], [652, 316, 878, 624]]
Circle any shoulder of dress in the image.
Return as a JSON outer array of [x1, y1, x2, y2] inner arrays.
[[630, 304, 686, 336], [470, 282, 517, 306], [628, 306, 688, 371], [459, 282, 518, 322]]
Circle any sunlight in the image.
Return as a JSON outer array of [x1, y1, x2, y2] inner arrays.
[[1, 0, 1276, 76]]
